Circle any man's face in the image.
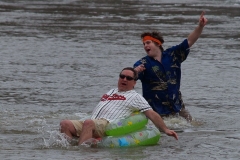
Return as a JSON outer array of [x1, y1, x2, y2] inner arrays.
[[118, 70, 136, 92], [143, 40, 161, 57]]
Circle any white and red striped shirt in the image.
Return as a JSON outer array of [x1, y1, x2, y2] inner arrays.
[[91, 88, 152, 122]]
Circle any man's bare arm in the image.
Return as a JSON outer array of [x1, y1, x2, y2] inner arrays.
[[144, 109, 178, 140], [187, 11, 208, 47]]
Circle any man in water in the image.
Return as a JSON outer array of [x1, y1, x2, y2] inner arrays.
[[134, 12, 208, 121], [60, 67, 178, 145]]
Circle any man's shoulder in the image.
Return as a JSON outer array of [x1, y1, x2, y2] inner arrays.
[[163, 39, 189, 53], [106, 88, 117, 94], [129, 89, 138, 93], [134, 56, 153, 67], [124, 89, 137, 95], [134, 56, 148, 63], [124, 89, 141, 97], [129, 90, 144, 98], [163, 45, 178, 54], [129, 90, 149, 104], [108, 89, 139, 96]]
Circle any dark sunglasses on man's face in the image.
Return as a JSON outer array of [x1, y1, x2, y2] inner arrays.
[[119, 74, 135, 81]]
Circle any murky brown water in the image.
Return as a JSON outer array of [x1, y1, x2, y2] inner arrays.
[[1, 0, 240, 159]]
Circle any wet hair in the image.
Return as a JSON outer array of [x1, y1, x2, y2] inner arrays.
[[141, 32, 164, 52], [120, 67, 138, 81]]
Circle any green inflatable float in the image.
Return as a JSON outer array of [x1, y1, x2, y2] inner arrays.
[[98, 112, 161, 148]]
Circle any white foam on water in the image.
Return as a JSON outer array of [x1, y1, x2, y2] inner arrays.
[[36, 112, 92, 149], [26, 118, 47, 126], [75, 112, 91, 121], [164, 117, 192, 129], [147, 115, 195, 130], [80, 138, 100, 148], [42, 130, 70, 149], [26, 117, 71, 149]]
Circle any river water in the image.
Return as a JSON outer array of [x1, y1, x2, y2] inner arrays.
[[0, 0, 240, 159]]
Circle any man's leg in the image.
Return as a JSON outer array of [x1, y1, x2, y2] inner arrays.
[[179, 108, 193, 122], [60, 120, 78, 139], [178, 91, 193, 122], [78, 119, 96, 145]]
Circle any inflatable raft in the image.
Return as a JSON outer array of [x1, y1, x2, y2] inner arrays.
[[98, 112, 161, 148]]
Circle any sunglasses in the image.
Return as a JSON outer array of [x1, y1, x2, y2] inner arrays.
[[119, 74, 135, 81]]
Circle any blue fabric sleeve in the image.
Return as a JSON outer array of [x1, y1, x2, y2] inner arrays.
[[170, 39, 190, 63]]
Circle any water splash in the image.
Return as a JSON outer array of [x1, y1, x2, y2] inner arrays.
[[80, 138, 100, 148], [26, 117, 71, 149], [148, 115, 202, 130], [164, 116, 191, 129], [42, 130, 70, 148], [32, 112, 92, 149]]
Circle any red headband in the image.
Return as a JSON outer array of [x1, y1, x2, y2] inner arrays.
[[142, 36, 162, 46]]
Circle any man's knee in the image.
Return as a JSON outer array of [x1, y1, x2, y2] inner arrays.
[[60, 120, 72, 132], [82, 119, 95, 129]]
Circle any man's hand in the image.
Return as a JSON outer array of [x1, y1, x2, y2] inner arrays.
[[164, 129, 178, 140], [199, 11, 208, 27], [187, 11, 208, 47], [144, 109, 178, 140], [134, 64, 145, 73]]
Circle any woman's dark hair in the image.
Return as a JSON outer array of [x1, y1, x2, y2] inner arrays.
[[141, 31, 164, 52], [120, 67, 138, 81]]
